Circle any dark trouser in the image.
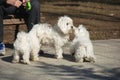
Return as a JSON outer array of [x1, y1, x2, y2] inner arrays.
[[0, 0, 40, 42]]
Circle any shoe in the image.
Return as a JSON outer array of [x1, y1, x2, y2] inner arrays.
[[0, 42, 5, 55]]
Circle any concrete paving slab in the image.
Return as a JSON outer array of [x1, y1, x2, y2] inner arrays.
[[0, 39, 120, 80]]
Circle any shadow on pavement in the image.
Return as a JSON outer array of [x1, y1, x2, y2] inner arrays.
[[63, 53, 75, 62], [39, 50, 55, 58], [5, 43, 14, 49], [1, 55, 13, 63], [35, 62, 120, 80], [39, 50, 75, 62]]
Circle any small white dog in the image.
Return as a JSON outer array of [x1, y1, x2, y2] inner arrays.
[[70, 25, 96, 62], [39, 16, 74, 59], [12, 23, 52, 64], [51, 16, 74, 59]]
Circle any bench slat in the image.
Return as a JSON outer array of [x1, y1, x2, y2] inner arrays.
[[3, 18, 25, 25]]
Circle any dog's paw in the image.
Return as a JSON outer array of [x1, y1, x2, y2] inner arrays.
[[12, 59, 19, 63], [89, 57, 96, 63], [84, 57, 95, 63], [21, 60, 31, 65], [55, 55, 63, 59], [32, 57, 40, 61], [76, 58, 84, 63]]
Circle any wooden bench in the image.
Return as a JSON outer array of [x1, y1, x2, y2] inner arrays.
[[3, 13, 44, 25], [3, 15, 27, 44], [3, 15, 25, 25], [3, 14, 44, 43]]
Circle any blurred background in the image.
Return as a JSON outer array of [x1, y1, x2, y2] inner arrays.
[[4, 0, 120, 43]]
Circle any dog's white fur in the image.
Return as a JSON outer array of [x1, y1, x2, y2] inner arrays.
[[70, 25, 96, 62], [12, 23, 52, 64], [12, 16, 74, 64], [39, 16, 74, 59]]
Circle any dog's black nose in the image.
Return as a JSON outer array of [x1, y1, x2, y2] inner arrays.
[[71, 26, 73, 28]]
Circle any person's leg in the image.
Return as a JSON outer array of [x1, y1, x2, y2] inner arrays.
[[26, 0, 40, 31], [0, 6, 4, 43], [0, 5, 17, 42], [0, 6, 5, 55], [0, 5, 17, 55]]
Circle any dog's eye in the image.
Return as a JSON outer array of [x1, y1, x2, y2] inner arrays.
[[66, 23, 69, 25]]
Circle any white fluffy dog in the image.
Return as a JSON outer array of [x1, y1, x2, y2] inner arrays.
[[39, 16, 74, 59], [70, 25, 96, 62], [12, 23, 52, 64], [12, 16, 74, 64]]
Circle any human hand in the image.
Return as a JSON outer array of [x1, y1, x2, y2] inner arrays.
[[22, 0, 28, 3], [22, 0, 27, 6], [6, 0, 22, 8]]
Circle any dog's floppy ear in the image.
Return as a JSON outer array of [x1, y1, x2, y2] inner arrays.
[[57, 16, 63, 24]]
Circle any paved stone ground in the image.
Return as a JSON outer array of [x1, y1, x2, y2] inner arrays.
[[0, 39, 120, 80]]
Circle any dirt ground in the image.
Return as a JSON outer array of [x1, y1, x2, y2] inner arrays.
[[40, 1, 120, 39]]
